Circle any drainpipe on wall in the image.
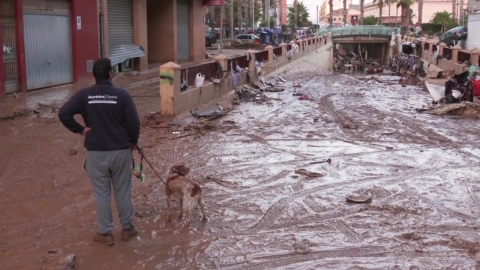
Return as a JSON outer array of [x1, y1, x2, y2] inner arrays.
[[99, 0, 105, 57]]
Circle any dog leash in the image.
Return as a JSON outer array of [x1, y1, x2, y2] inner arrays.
[[133, 146, 167, 185]]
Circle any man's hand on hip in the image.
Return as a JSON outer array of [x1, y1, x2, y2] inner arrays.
[[82, 127, 91, 137], [131, 144, 138, 151]]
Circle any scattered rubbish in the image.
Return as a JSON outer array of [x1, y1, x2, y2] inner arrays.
[[184, 121, 217, 131], [417, 102, 480, 118], [346, 194, 373, 203], [292, 84, 302, 88], [264, 87, 284, 92], [294, 169, 325, 178], [308, 158, 332, 165], [381, 131, 395, 135], [293, 93, 305, 96], [38, 102, 61, 110], [42, 248, 76, 270], [169, 133, 196, 140], [255, 94, 268, 103], [142, 111, 171, 127], [386, 146, 394, 150], [195, 73, 205, 88], [299, 95, 309, 100], [191, 105, 233, 120], [69, 149, 78, 155], [276, 76, 287, 83], [235, 85, 273, 103], [172, 131, 181, 135]]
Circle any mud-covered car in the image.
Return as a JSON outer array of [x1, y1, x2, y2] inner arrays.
[[437, 26, 467, 46]]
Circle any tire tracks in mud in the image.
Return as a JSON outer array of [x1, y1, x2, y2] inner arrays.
[[246, 165, 473, 233], [332, 221, 363, 243], [319, 93, 349, 129], [319, 92, 451, 145], [202, 145, 441, 177], [418, 195, 477, 223], [221, 246, 388, 270]]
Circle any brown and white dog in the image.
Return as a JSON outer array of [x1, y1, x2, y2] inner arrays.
[[166, 165, 206, 227]]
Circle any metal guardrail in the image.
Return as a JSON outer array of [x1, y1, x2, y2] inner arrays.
[[318, 26, 394, 37]]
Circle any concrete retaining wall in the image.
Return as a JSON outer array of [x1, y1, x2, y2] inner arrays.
[[159, 37, 333, 116], [264, 43, 333, 77]]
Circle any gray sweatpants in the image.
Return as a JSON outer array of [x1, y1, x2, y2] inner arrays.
[[86, 149, 134, 234]]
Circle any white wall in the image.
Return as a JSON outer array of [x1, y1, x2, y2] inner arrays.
[[363, 0, 467, 24], [466, 13, 480, 50]]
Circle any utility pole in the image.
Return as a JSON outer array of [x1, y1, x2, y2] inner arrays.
[[294, 0, 298, 28], [237, 0, 242, 31], [252, 0, 255, 29], [265, 0, 270, 28], [317, 5, 318, 26], [221, 5, 224, 53], [230, 0, 234, 38]]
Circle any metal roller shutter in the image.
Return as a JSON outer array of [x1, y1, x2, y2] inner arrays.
[[177, 0, 190, 62], [107, 0, 144, 66], [2, 0, 18, 93], [22, 0, 73, 90], [22, 0, 70, 16]]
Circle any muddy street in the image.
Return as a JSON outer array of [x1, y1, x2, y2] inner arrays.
[[2, 69, 480, 269]]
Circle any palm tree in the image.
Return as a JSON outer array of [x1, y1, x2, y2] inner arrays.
[[451, 0, 456, 22], [343, 0, 347, 26], [459, 0, 463, 25], [287, 1, 310, 27], [417, 0, 423, 24], [329, 0, 333, 27], [396, 0, 414, 33], [360, 0, 365, 25], [373, 0, 384, 24]]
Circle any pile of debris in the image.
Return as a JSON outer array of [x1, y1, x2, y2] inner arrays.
[[416, 102, 480, 118], [191, 105, 234, 121], [229, 41, 265, 50], [232, 74, 288, 104], [141, 111, 173, 127]]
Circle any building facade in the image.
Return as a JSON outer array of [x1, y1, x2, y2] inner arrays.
[[319, 0, 354, 23], [363, 0, 468, 25], [323, 8, 360, 25], [1, 0, 206, 98]]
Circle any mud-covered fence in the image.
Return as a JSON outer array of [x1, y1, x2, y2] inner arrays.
[[227, 55, 250, 71], [457, 51, 471, 64], [443, 47, 453, 60], [273, 47, 282, 58], [180, 61, 219, 88], [423, 43, 429, 51], [255, 50, 269, 63], [432, 44, 437, 53], [287, 44, 292, 51]]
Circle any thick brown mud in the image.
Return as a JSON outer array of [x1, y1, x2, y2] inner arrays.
[[2, 70, 480, 269]]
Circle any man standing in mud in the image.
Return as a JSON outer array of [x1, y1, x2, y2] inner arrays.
[[58, 58, 140, 246]]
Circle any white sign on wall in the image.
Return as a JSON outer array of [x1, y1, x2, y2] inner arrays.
[[77, 16, 82, 30]]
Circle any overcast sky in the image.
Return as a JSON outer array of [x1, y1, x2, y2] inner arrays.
[[286, 0, 362, 22]]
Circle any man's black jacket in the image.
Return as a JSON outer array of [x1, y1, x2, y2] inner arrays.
[[58, 80, 140, 151]]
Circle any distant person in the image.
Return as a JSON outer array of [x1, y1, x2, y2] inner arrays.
[[58, 58, 141, 246]]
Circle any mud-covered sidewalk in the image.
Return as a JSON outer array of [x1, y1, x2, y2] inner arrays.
[[2, 68, 480, 269]]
